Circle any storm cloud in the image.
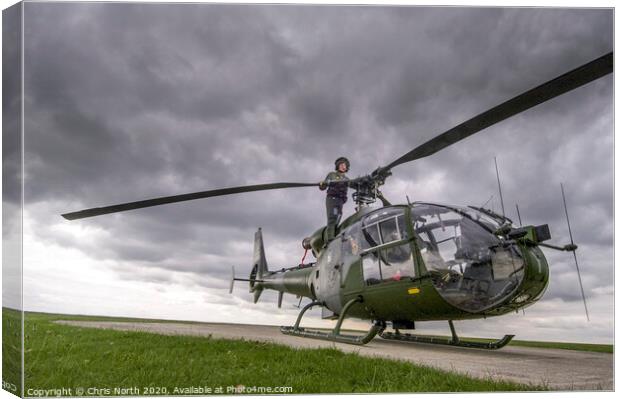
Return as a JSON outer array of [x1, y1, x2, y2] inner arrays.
[[12, 3, 613, 341]]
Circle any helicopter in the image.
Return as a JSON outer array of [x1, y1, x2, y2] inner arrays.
[[62, 52, 613, 350]]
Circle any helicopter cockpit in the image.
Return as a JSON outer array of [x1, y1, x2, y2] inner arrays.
[[411, 203, 525, 313]]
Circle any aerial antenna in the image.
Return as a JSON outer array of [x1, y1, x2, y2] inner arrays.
[[480, 194, 494, 209], [494, 157, 506, 217], [515, 204, 523, 226], [561, 183, 589, 321]]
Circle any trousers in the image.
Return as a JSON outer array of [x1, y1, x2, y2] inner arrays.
[[325, 196, 345, 241]]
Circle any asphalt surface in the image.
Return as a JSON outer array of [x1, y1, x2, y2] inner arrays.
[[56, 320, 613, 391]]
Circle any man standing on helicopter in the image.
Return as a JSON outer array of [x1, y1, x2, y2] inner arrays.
[[319, 157, 350, 241]]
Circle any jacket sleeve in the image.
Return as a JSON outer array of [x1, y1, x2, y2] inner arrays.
[[319, 172, 334, 190]]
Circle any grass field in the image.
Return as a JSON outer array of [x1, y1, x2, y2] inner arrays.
[[505, 339, 612, 353], [23, 310, 614, 353], [12, 310, 548, 394], [2, 308, 22, 397], [3, 309, 613, 395]]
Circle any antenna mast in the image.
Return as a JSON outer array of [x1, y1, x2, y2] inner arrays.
[[494, 157, 506, 217], [561, 183, 590, 321]]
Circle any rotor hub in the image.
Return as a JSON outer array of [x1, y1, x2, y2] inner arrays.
[[349, 167, 392, 207]]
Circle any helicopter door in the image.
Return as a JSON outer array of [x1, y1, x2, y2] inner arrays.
[[317, 236, 343, 312], [360, 207, 415, 285]]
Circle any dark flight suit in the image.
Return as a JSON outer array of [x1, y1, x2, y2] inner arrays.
[[320, 171, 349, 241]]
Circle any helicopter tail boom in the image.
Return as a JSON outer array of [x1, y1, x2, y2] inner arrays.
[[232, 228, 317, 305]]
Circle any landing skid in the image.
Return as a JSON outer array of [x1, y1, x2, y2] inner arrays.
[[379, 320, 514, 350], [280, 297, 386, 345]]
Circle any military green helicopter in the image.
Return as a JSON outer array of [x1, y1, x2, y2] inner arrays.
[[63, 52, 612, 349]]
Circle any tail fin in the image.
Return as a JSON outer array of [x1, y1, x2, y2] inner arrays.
[[250, 228, 269, 303], [254, 228, 269, 279]]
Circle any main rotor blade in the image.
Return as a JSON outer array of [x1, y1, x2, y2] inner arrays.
[[386, 52, 613, 170], [62, 182, 319, 220]]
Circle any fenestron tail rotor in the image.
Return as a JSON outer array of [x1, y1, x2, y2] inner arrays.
[[561, 183, 590, 321]]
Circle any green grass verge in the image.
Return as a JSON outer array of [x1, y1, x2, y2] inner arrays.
[[23, 310, 614, 353], [19, 311, 543, 394], [2, 308, 22, 396], [508, 339, 612, 353]]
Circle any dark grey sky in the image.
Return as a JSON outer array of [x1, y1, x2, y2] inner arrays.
[[9, 2, 614, 341]]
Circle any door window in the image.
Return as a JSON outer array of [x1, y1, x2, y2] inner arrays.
[[360, 207, 415, 285]]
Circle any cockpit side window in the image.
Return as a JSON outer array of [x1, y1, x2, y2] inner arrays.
[[362, 223, 381, 250], [361, 208, 406, 248], [379, 218, 400, 243], [359, 207, 415, 285]]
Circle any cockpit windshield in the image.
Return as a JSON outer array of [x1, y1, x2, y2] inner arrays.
[[411, 203, 524, 313], [445, 205, 507, 232]]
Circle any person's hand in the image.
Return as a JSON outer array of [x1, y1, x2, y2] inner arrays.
[[319, 181, 327, 190]]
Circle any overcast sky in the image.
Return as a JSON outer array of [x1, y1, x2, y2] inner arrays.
[[2, 2, 614, 343]]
